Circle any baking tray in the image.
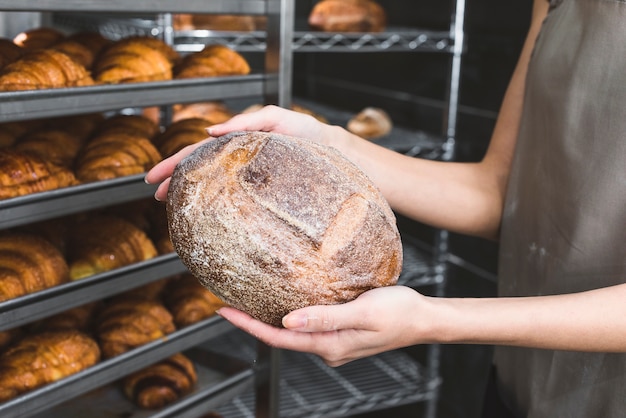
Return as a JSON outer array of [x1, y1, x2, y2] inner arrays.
[[34, 348, 255, 418]]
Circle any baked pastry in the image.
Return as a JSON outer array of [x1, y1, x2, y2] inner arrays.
[[66, 31, 112, 60], [153, 118, 210, 158], [67, 214, 158, 280], [174, 44, 250, 79], [166, 131, 402, 326], [0, 328, 22, 352], [346, 106, 392, 139], [14, 129, 84, 167], [30, 302, 99, 333], [93, 36, 178, 84], [0, 232, 70, 302], [94, 113, 160, 139], [0, 49, 94, 91], [0, 330, 100, 402], [123, 353, 197, 409], [0, 38, 23, 70], [118, 278, 170, 302], [12, 27, 65, 50], [308, 0, 387, 33], [164, 274, 226, 328], [0, 149, 77, 199], [74, 131, 162, 183], [95, 298, 176, 358], [147, 202, 175, 255], [174, 14, 257, 31], [172, 101, 234, 123], [50, 39, 96, 70], [0, 120, 35, 148]]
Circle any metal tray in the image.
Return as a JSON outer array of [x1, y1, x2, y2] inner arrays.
[[0, 317, 238, 418]]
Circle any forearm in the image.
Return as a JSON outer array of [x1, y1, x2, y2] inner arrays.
[[326, 126, 502, 238], [426, 283, 626, 352]]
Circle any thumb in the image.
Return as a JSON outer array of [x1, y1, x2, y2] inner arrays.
[[282, 302, 366, 332]]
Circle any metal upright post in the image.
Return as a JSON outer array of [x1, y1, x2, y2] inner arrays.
[[256, 1, 295, 417], [425, 1, 466, 417]]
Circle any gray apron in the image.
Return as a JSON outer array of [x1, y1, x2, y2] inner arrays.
[[495, 0, 626, 416]]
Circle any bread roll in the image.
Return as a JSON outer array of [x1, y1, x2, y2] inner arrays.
[[167, 131, 402, 326], [347, 106, 393, 139], [308, 0, 387, 33]]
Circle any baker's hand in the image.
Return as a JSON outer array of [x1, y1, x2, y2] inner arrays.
[[207, 104, 333, 146], [145, 139, 211, 201], [145, 105, 343, 201], [217, 286, 432, 367]]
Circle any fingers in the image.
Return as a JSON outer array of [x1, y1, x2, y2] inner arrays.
[[207, 105, 282, 137], [282, 301, 369, 332]]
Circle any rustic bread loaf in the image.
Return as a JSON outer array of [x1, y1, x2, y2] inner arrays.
[[167, 131, 402, 326]]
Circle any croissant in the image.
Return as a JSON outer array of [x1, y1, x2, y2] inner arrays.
[[0, 38, 23, 70], [174, 44, 250, 79], [0, 330, 100, 402], [41, 112, 104, 142], [308, 0, 387, 33], [94, 114, 159, 139], [0, 149, 78, 200], [50, 39, 96, 70], [0, 328, 22, 352], [65, 31, 112, 60], [0, 120, 35, 148], [172, 101, 234, 123], [29, 302, 100, 333], [152, 118, 210, 158], [75, 132, 162, 183], [95, 298, 176, 358], [174, 14, 257, 31], [0, 232, 69, 302], [123, 353, 197, 409], [93, 36, 178, 84], [164, 275, 226, 328], [0, 49, 94, 91], [14, 129, 84, 167], [67, 214, 158, 280], [12, 27, 65, 50]]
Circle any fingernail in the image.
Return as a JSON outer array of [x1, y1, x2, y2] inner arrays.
[[153, 193, 162, 202], [283, 313, 307, 329], [215, 308, 223, 316], [205, 127, 214, 135]]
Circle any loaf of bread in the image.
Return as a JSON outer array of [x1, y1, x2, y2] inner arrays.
[[164, 274, 226, 328], [0, 49, 94, 91], [0, 149, 78, 199], [12, 27, 65, 50], [174, 44, 250, 79], [308, 0, 387, 33], [167, 131, 402, 326], [74, 131, 162, 183], [95, 297, 176, 358], [93, 36, 179, 84], [347, 106, 393, 139], [122, 352, 197, 409], [66, 214, 158, 280], [0, 38, 23, 70], [0, 330, 100, 402]]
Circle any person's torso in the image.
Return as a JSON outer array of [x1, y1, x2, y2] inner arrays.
[[496, 0, 626, 416]]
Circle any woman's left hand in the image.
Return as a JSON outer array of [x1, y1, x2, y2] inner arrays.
[[217, 286, 433, 367]]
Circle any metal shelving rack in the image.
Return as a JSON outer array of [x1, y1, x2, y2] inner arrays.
[[1, 0, 466, 416], [0, 1, 292, 417]]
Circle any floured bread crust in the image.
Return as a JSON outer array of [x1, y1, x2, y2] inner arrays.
[[167, 131, 402, 326]]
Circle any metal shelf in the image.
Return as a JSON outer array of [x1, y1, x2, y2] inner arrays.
[[0, 0, 266, 14], [0, 174, 158, 230], [0, 75, 267, 122], [0, 317, 238, 418], [0, 252, 187, 331], [210, 330, 440, 418], [52, 13, 452, 53], [175, 28, 453, 53]]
